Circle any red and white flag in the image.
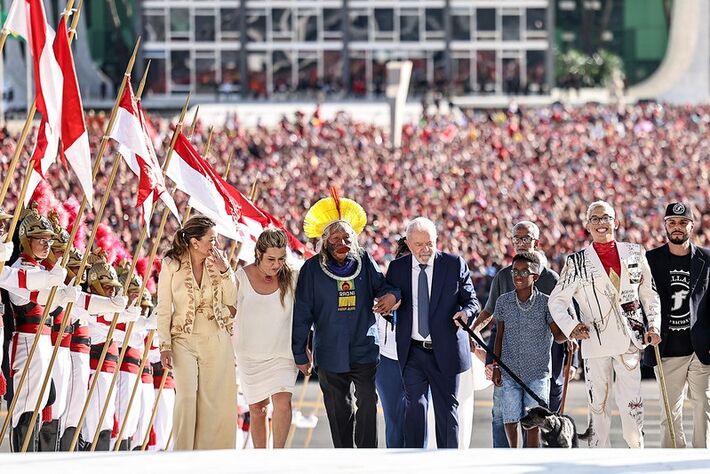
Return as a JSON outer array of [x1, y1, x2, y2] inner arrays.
[[109, 82, 180, 232], [168, 132, 242, 240], [4, 3, 93, 205]]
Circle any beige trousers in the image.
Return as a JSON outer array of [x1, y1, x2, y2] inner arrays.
[[655, 354, 710, 448], [171, 313, 237, 450]]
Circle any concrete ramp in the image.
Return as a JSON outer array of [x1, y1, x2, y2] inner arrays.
[[627, 0, 709, 104]]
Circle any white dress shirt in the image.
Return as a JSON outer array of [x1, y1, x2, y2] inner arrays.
[[411, 254, 435, 342]]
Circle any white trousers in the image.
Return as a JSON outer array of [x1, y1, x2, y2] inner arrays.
[[131, 381, 156, 450], [584, 346, 644, 448], [60, 351, 90, 432], [10, 333, 52, 427], [47, 347, 71, 421], [149, 388, 175, 451], [655, 353, 710, 448], [115, 371, 140, 441], [81, 370, 115, 441]]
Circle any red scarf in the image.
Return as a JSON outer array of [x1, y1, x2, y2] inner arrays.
[[592, 241, 621, 278]]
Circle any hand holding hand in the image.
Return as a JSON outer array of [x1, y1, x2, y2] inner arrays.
[[492, 367, 502, 387], [373, 293, 397, 314]]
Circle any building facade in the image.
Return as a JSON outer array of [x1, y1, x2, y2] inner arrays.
[[140, 0, 553, 100]]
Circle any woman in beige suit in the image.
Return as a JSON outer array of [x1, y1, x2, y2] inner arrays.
[[157, 216, 237, 450]]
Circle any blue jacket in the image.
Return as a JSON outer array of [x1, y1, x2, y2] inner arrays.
[[386, 251, 480, 376], [292, 251, 401, 373]]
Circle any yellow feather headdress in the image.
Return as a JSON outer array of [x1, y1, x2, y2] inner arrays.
[[303, 187, 367, 239]]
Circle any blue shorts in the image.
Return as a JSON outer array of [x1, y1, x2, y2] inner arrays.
[[500, 377, 549, 424]]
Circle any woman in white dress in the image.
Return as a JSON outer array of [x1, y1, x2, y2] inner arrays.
[[233, 229, 298, 448]]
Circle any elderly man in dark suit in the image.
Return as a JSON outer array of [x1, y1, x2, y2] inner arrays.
[[386, 217, 479, 448], [644, 202, 710, 448]]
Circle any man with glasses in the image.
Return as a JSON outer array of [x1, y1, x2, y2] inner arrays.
[[643, 202, 710, 448], [471, 221, 577, 447], [548, 200, 661, 448]]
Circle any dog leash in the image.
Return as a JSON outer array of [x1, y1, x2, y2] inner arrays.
[[460, 323, 549, 409]]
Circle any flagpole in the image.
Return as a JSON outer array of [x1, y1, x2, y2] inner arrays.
[[85, 93, 192, 452], [142, 360, 169, 450], [187, 105, 200, 137], [16, 34, 145, 453]]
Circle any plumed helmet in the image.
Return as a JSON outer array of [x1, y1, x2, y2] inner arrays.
[[116, 259, 143, 295], [140, 289, 154, 309], [66, 247, 85, 283], [19, 203, 56, 239], [87, 249, 122, 295]]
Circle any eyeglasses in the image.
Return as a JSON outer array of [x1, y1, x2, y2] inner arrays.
[[512, 269, 535, 277], [512, 236, 536, 244], [588, 215, 614, 225], [30, 237, 54, 246]]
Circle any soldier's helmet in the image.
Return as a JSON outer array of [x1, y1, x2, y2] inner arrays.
[[116, 259, 143, 296], [87, 249, 122, 295], [18, 203, 56, 256]]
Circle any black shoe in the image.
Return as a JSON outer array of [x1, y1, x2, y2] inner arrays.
[[39, 419, 59, 451], [11, 412, 38, 452], [94, 429, 111, 451], [117, 438, 130, 451], [59, 426, 76, 451]]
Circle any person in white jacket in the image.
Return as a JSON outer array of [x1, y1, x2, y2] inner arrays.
[[548, 200, 662, 448]]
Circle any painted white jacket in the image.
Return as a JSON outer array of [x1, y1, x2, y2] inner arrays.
[[548, 242, 661, 359]]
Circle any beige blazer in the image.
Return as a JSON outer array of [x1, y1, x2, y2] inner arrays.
[[157, 255, 237, 352]]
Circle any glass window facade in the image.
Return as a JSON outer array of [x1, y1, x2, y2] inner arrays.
[[142, 1, 551, 98]]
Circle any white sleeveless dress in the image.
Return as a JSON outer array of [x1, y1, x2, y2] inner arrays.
[[232, 267, 298, 404]]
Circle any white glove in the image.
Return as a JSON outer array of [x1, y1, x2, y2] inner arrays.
[[109, 295, 129, 313], [58, 285, 81, 305], [0, 241, 13, 262], [46, 265, 68, 288], [145, 315, 158, 331], [118, 306, 141, 323]]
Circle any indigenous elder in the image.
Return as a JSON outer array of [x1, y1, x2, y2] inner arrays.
[[157, 216, 237, 450], [548, 200, 661, 448], [292, 190, 400, 448], [233, 228, 298, 449], [644, 202, 710, 448]]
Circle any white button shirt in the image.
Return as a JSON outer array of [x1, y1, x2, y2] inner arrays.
[[411, 254, 435, 342]]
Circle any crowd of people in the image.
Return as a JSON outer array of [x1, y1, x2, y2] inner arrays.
[[1, 101, 709, 451]]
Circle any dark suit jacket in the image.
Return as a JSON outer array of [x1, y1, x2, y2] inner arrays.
[[643, 243, 710, 366], [386, 251, 480, 376]]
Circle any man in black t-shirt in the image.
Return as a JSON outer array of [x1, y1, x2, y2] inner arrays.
[[645, 202, 710, 448]]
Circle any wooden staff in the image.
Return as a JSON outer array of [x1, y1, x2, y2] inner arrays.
[[17, 39, 147, 452], [654, 345, 677, 448], [111, 329, 155, 450], [142, 366, 169, 450], [302, 390, 323, 448], [558, 343, 574, 414], [86, 94, 192, 451], [164, 427, 174, 451], [285, 374, 311, 448]]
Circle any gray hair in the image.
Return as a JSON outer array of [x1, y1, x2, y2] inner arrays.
[[512, 221, 540, 239], [585, 200, 615, 222], [405, 217, 437, 242], [318, 220, 362, 260]]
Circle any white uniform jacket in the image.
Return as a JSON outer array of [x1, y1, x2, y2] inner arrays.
[[548, 242, 661, 359]]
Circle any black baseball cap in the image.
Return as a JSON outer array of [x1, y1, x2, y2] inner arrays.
[[664, 202, 693, 221]]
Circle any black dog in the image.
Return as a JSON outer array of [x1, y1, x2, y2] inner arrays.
[[520, 406, 593, 448]]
